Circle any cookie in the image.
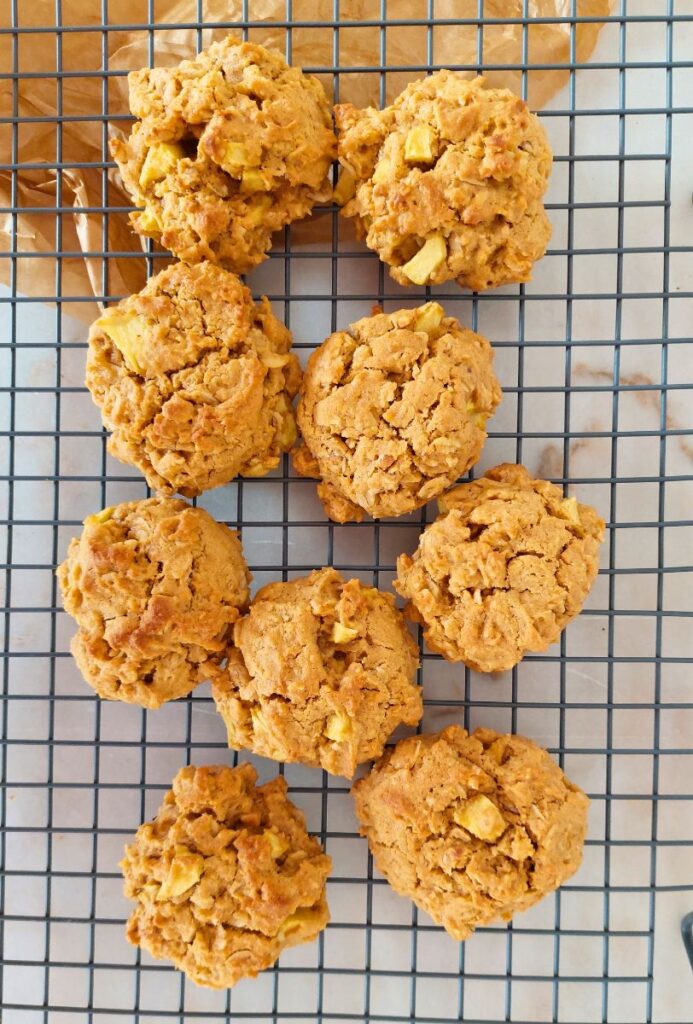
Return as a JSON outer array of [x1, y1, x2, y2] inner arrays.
[[86, 262, 300, 496], [57, 497, 250, 708], [335, 72, 552, 291], [111, 37, 335, 273], [293, 303, 501, 522], [352, 725, 589, 940], [121, 764, 331, 988], [211, 568, 422, 777], [395, 464, 604, 672]]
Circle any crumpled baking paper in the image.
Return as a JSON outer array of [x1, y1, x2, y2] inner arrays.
[[0, 0, 614, 321]]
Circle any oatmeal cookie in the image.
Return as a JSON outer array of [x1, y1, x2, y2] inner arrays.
[[111, 37, 335, 272], [335, 72, 552, 291], [86, 262, 300, 496], [293, 303, 501, 522], [122, 763, 331, 988], [57, 497, 250, 708], [211, 568, 422, 777], [395, 464, 604, 672], [352, 725, 589, 940]]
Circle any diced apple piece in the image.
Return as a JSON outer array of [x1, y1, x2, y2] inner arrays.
[[276, 409, 297, 451], [404, 124, 436, 164], [243, 462, 270, 478], [324, 711, 352, 742], [486, 737, 509, 764], [560, 496, 581, 526], [261, 352, 291, 369], [278, 906, 323, 941], [241, 169, 268, 193], [94, 313, 148, 375], [372, 159, 392, 186], [246, 193, 273, 226], [454, 793, 506, 841], [84, 506, 114, 526], [264, 829, 290, 859], [333, 169, 356, 205], [465, 400, 487, 431], [400, 234, 447, 285], [413, 301, 444, 333], [250, 707, 267, 731], [157, 848, 204, 899], [265, 392, 296, 450], [220, 141, 255, 174], [139, 142, 185, 189], [137, 206, 161, 232], [331, 622, 359, 644]]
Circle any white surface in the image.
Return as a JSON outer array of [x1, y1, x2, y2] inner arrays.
[[1, 7, 693, 1024]]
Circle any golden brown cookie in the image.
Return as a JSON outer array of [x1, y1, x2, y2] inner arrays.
[[293, 303, 501, 522], [121, 763, 331, 988], [211, 568, 422, 777], [57, 497, 250, 708], [335, 72, 552, 291], [112, 37, 335, 272], [352, 725, 589, 940], [86, 262, 300, 496], [395, 464, 604, 672]]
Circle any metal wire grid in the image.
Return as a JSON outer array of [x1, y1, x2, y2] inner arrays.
[[1, 1, 692, 1022]]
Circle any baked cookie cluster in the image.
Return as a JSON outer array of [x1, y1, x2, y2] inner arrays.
[[211, 568, 422, 777], [112, 37, 335, 273], [335, 72, 552, 290], [55, 34, 602, 991], [57, 497, 250, 708], [395, 463, 605, 672], [87, 262, 300, 496], [294, 303, 501, 522], [122, 764, 331, 987], [353, 726, 589, 940]]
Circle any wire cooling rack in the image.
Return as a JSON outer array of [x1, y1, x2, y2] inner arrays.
[[1, 2, 692, 1023]]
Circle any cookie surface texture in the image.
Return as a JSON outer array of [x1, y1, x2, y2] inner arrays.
[[294, 303, 501, 522], [395, 463, 605, 672], [122, 764, 331, 987], [352, 725, 589, 940], [86, 261, 300, 496], [211, 567, 422, 777], [57, 497, 250, 707], [336, 72, 552, 290], [112, 37, 336, 272]]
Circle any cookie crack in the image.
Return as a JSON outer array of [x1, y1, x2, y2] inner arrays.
[[320, 335, 483, 494]]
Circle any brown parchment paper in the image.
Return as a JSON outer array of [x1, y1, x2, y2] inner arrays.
[[0, 0, 614, 321]]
